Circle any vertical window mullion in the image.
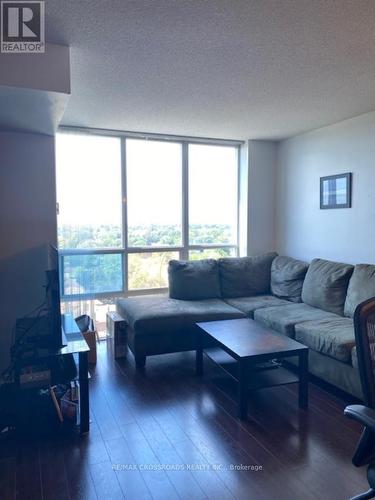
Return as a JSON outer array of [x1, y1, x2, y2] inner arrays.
[[182, 141, 189, 260], [60, 253, 65, 297], [121, 137, 128, 293]]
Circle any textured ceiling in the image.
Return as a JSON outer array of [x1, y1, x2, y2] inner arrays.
[[45, 0, 375, 140]]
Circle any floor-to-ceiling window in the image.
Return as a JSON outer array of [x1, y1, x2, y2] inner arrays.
[[56, 130, 241, 333]]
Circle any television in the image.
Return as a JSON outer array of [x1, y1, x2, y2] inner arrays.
[[15, 245, 67, 350], [46, 244, 67, 349]]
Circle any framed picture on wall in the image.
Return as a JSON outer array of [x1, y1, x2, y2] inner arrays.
[[320, 173, 352, 209]]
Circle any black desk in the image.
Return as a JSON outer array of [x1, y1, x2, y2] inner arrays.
[[15, 314, 90, 434]]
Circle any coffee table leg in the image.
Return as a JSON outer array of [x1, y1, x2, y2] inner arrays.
[[238, 359, 248, 419], [298, 350, 309, 409]]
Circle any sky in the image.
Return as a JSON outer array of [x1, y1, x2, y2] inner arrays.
[[56, 133, 238, 228]]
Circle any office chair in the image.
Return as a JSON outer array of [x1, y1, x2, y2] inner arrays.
[[345, 297, 375, 500]]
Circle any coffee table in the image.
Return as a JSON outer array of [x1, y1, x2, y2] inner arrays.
[[196, 318, 309, 419]]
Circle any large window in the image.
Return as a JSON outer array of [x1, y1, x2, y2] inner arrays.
[[56, 131, 240, 301]]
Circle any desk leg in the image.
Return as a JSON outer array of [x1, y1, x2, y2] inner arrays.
[[238, 360, 248, 420], [79, 351, 90, 434], [298, 350, 309, 409]]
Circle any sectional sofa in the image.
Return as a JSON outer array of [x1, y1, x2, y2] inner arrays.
[[116, 253, 375, 399]]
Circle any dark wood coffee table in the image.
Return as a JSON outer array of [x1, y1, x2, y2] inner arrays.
[[196, 318, 309, 419]]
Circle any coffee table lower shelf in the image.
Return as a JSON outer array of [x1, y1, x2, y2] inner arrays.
[[204, 347, 300, 391]]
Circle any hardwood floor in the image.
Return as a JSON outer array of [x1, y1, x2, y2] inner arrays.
[[0, 342, 369, 500]]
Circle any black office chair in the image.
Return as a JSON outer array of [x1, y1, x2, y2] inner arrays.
[[345, 297, 375, 500]]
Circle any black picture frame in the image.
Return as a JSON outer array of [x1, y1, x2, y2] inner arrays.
[[320, 173, 352, 209]]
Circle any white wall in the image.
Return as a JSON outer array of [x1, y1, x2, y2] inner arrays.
[[0, 132, 57, 372], [247, 140, 277, 255], [0, 44, 70, 135], [276, 111, 375, 264]]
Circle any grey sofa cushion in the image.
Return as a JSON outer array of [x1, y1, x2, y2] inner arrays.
[[224, 295, 291, 319], [295, 317, 355, 363], [218, 252, 277, 298], [254, 303, 337, 338], [344, 264, 375, 318], [301, 258, 354, 316], [168, 259, 221, 300], [116, 295, 245, 336], [271, 256, 308, 303]]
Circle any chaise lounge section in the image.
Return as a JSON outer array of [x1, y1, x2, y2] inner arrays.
[[116, 295, 245, 368]]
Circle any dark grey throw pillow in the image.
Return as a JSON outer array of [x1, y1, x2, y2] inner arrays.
[[344, 264, 375, 318], [168, 259, 221, 300], [301, 258, 354, 316], [218, 252, 277, 298], [271, 256, 308, 303]]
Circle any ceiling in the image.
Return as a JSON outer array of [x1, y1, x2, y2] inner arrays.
[[45, 0, 375, 140]]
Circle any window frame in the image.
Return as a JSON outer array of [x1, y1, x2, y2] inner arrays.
[[57, 127, 243, 299]]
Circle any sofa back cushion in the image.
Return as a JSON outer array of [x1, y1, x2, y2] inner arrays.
[[218, 253, 277, 298], [168, 259, 221, 300], [301, 258, 354, 315], [344, 264, 375, 318], [271, 256, 309, 303]]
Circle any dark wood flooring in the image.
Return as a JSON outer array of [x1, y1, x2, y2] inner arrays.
[[0, 342, 369, 500]]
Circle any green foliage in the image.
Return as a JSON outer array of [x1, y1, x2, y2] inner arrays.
[[189, 248, 233, 260], [64, 254, 123, 295], [59, 224, 122, 249], [189, 225, 232, 245], [59, 224, 233, 249], [128, 225, 182, 247], [59, 224, 234, 294], [128, 251, 179, 290]]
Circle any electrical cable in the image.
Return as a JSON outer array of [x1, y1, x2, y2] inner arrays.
[[0, 288, 49, 382]]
